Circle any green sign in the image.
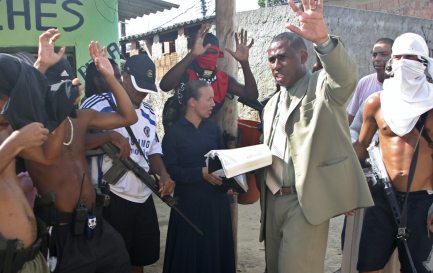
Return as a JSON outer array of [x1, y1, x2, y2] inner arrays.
[[0, 0, 122, 78]]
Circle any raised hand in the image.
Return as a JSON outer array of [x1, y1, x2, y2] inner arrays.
[[34, 28, 65, 73], [88, 41, 113, 78], [225, 29, 254, 64], [286, 0, 329, 44], [191, 24, 212, 58]]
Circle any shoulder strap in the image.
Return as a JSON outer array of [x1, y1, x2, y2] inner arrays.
[[415, 112, 428, 131], [104, 96, 148, 161], [416, 112, 433, 147], [399, 122, 424, 231]]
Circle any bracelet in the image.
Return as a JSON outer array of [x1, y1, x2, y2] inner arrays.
[[314, 36, 331, 48]]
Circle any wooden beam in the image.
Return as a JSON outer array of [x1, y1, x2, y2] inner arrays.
[[215, 0, 239, 267], [214, 0, 237, 139]]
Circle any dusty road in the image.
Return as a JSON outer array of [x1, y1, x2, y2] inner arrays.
[[145, 196, 344, 273]]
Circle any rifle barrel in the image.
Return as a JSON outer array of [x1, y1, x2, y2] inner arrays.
[[171, 206, 204, 236], [100, 142, 204, 236]]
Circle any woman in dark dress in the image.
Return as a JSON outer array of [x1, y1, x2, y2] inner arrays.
[[162, 80, 236, 273]]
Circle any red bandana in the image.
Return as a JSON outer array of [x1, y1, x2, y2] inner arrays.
[[195, 45, 224, 70], [186, 69, 229, 104]]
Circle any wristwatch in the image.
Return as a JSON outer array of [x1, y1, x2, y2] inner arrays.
[[314, 35, 331, 49]]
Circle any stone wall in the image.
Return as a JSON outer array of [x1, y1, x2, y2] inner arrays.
[[325, 0, 433, 20]]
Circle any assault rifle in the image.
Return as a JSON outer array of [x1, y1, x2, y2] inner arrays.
[[99, 142, 204, 236], [366, 143, 418, 273]]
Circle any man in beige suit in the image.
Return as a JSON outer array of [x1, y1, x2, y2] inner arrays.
[[257, 1, 374, 272]]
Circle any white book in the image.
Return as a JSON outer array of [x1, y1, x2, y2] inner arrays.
[[205, 144, 272, 179]]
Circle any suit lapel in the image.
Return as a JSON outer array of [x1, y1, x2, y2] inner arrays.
[[287, 92, 305, 118], [264, 92, 280, 145], [286, 73, 310, 119]]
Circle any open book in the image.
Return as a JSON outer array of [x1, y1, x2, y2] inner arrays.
[[205, 144, 272, 192]]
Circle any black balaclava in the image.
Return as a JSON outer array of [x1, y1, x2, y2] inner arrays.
[[0, 53, 79, 132]]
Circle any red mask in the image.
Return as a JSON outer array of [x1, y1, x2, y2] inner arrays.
[[196, 45, 224, 70]]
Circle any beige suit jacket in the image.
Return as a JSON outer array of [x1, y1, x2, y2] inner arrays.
[[258, 37, 374, 241]]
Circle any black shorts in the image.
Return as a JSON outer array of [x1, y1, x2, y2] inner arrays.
[[357, 187, 433, 273], [50, 216, 131, 273], [103, 193, 160, 266]]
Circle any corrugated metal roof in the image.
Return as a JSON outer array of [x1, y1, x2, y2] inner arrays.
[[119, 0, 179, 21], [120, 15, 215, 41]]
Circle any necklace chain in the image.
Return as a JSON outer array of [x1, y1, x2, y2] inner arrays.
[[197, 72, 217, 84], [63, 117, 73, 146]]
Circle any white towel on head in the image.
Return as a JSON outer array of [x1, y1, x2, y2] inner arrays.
[[380, 33, 433, 136], [391, 32, 433, 77]]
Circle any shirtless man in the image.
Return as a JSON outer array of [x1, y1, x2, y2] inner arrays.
[[0, 123, 50, 273], [0, 50, 70, 272], [0, 115, 56, 273], [354, 32, 433, 273], [26, 29, 137, 273]]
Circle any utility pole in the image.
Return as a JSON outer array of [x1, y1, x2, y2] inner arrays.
[[215, 0, 239, 266], [200, 0, 208, 18]]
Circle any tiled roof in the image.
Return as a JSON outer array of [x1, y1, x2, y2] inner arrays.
[[119, 0, 179, 21], [120, 15, 215, 41]]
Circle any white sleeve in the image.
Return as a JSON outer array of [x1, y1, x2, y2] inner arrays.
[[148, 132, 162, 155]]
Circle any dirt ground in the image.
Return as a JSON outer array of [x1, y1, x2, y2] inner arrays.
[[145, 196, 344, 273]]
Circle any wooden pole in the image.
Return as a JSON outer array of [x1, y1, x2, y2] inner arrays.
[[215, 0, 239, 266], [215, 0, 237, 143]]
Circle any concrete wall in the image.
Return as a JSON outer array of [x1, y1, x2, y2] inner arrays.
[[325, 0, 433, 20], [235, 4, 433, 101]]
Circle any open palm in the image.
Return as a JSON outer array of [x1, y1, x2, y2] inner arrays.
[[226, 29, 254, 63], [286, 0, 328, 44], [88, 41, 113, 78], [36, 28, 65, 70], [192, 24, 212, 57]]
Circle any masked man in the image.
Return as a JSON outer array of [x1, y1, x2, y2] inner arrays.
[[159, 25, 258, 132], [354, 32, 433, 273]]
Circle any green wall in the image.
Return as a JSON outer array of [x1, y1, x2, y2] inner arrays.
[[0, 0, 122, 79]]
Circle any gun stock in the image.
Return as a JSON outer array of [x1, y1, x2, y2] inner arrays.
[[103, 161, 127, 185]]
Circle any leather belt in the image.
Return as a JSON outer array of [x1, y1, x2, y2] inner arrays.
[[275, 186, 297, 196]]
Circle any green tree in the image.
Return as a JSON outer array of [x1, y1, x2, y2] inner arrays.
[[258, 0, 287, 7]]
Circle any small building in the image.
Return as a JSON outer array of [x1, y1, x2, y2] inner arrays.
[[120, 16, 215, 81]]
